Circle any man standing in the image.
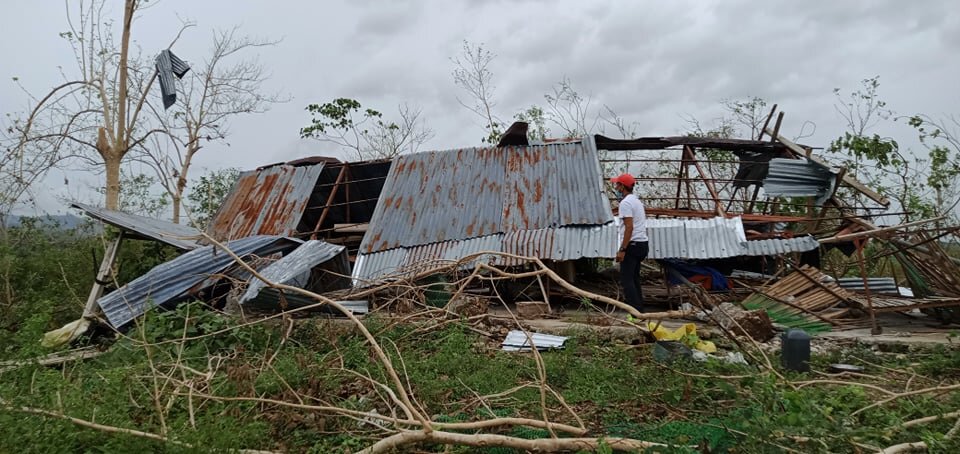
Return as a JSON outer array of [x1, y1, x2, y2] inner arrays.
[[610, 173, 649, 313]]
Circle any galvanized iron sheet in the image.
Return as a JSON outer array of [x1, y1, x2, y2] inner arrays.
[[645, 217, 817, 259], [71, 202, 202, 250], [743, 235, 820, 256], [501, 330, 568, 351], [360, 140, 612, 254], [207, 164, 325, 241], [97, 236, 301, 328], [240, 240, 348, 304], [763, 158, 838, 205]]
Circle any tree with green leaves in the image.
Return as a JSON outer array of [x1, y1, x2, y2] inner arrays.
[[907, 114, 960, 217], [828, 76, 937, 220], [300, 98, 433, 161], [186, 168, 240, 229]]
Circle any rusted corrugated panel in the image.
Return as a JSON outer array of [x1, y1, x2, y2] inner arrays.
[[70, 202, 202, 250], [361, 139, 611, 255], [207, 164, 324, 241], [353, 224, 618, 285]]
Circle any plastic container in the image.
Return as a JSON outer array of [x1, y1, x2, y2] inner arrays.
[[781, 329, 811, 372]]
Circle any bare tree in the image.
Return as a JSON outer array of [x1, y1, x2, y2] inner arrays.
[[135, 28, 284, 224], [8, 0, 191, 210], [301, 99, 433, 161], [542, 78, 599, 138], [452, 40, 503, 144]]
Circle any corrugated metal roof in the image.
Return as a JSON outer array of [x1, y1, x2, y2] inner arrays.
[[97, 235, 301, 327], [360, 139, 612, 254], [352, 224, 618, 285], [763, 158, 838, 205], [70, 202, 202, 250], [240, 240, 347, 304], [206, 164, 325, 241]]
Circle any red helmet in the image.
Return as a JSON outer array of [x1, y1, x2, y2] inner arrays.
[[609, 173, 635, 188]]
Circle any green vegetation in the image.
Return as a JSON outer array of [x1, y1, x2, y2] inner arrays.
[[2, 222, 960, 453]]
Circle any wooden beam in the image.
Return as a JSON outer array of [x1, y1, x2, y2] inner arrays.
[[766, 127, 890, 206], [311, 164, 348, 240], [819, 217, 946, 244], [82, 232, 124, 319]]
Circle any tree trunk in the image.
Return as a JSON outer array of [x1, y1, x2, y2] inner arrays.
[[104, 156, 122, 210], [171, 195, 181, 224]]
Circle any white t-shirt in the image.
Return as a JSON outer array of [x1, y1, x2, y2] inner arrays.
[[618, 194, 648, 242]]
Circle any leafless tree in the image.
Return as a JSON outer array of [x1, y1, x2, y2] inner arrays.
[[543, 78, 599, 139], [7, 0, 191, 210], [135, 28, 285, 224], [452, 40, 503, 144]]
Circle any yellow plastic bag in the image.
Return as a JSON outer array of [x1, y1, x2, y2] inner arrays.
[[647, 322, 716, 353], [41, 318, 91, 348]]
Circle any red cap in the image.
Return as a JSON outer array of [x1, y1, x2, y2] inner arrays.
[[609, 173, 635, 188]]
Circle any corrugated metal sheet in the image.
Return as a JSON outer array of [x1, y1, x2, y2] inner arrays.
[[240, 240, 347, 304], [353, 224, 619, 285], [207, 164, 324, 241], [836, 277, 901, 295], [97, 235, 301, 328], [743, 235, 820, 256], [501, 330, 568, 351], [645, 217, 818, 259], [645, 217, 746, 259], [360, 139, 612, 254], [71, 202, 202, 250], [763, 158, 838, 205]]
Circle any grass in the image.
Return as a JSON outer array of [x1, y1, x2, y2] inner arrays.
[[2, 302, 960, 453]]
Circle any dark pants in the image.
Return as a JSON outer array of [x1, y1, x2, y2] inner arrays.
[[620, 241, 649, 312]]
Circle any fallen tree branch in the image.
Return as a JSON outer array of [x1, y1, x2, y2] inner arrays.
[[355, 429, 682, 454], [853, 383, 960, 416], [900, 409, 960, 428], [877, 441, 928, 453]]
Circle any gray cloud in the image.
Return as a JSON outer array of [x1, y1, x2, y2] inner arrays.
[[2, 0, 959, 215]]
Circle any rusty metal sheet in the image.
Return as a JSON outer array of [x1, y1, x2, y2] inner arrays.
[[207, 164, 324, 241], [361, 139, 611, 255], [352, 224, 618, 285]]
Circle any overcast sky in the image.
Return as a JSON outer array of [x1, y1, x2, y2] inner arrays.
[[2, 0, 959, 215]]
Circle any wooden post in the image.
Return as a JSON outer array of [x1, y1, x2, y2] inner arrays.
[[856, 240, 882, 335], [344, 164, 352, 224], [311, 164, 348, 240], [756, 104, 778, 141], [686, 146, 726, 216], [769, 112, 784, 143], [82, 231, 124, 319]]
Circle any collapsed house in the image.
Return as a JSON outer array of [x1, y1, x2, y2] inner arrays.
[[63, 112, 960, 338]]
